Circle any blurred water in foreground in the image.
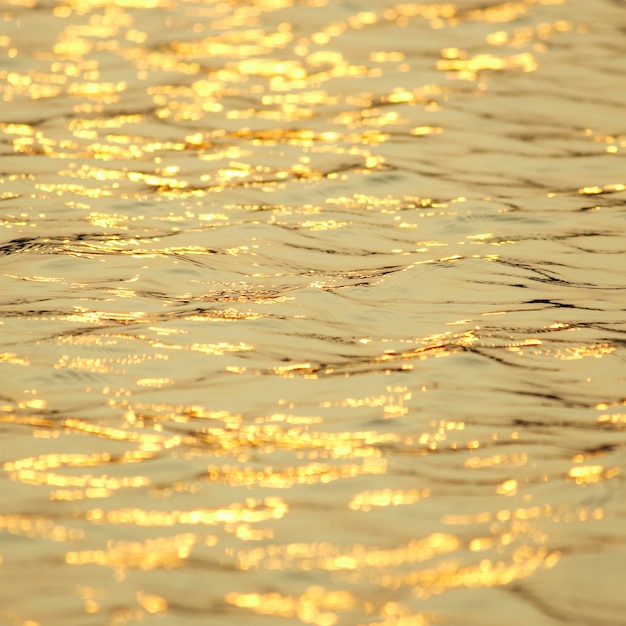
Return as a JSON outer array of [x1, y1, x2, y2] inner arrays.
[[1, 0, 625, 624]]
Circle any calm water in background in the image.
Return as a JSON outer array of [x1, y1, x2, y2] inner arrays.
[[1, 0, 625, 624]]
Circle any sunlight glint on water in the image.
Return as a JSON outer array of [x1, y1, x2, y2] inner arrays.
[[0, 0, 625, 625]]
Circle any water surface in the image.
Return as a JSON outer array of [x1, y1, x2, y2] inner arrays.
[[1, 1, 626, 625]]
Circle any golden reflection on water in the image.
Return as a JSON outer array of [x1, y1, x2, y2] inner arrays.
[[1, 0, 626, 624]]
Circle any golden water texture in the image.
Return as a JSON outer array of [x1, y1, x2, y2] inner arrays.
[[1, 0, 626, 624]]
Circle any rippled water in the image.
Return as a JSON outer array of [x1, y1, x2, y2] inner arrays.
[[1, 0, 626, 624]]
